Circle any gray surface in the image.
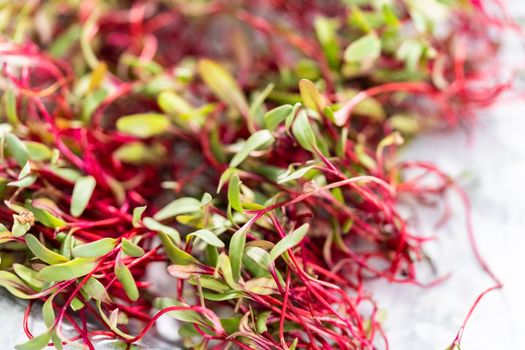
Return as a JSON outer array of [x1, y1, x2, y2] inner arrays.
[[370, 102, 525, 349]]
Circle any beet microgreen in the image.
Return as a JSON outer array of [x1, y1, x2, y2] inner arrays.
[[0, 0, 518, 349]]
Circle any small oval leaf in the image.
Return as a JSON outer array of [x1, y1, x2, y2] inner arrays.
[[153, 197, 202, 221], [229, 130, 275, 168], [115, 262, 139, 301], [6, 133, 30, 166], [72, 238, 116, 258], [270, 224, 309, 261], [187, 229, 224, 248], [70, 176, 96, 217], [121, 238, 145, 257], [25, 235, 69, 265], [264, 105, 293, 131], [227, 174, 243, 213], [291, 110, 317, 152], [197, 59, 248, 115], [116, 113, 170, 138], [38, 258, 97, 282]]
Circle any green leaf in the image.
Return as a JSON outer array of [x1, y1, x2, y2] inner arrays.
[[291, 110, 317, 152], [13, 264, 43, 291], [277, 165, 315, 184], [344, 33, 381, 64], [264, 104, 293, 131], [159, 232, 200, 265], [229, 130, 275, 168], [158, 91, 193, 116], [217, 253, 240, 289], [143, 217, 181, 245], [6, 133, 30, 166], [70, 175, 96, 217], [202, 290, 242, 301], [83, 277, 111, 303], [229, 226, 248, 282], [356, 143, 377, 170], [0, 271, 34, 299], [115, 261, 139, 301], [290, 338, 299, 350], [299, 79, 325, 113], [228, 174, 243, 212], [197, 59, 248, 115], [153, 298, 206, 325], [244, 277, 277, 295], [25, 234, 69, 265], [245, 246, 272, 271], [60, 232, 74, 259], [82, 89, 108, 122], [249, 83, 274, 125], [4, 89, 19, 125], [314, 16, 340, 69], [25, 201, 66, 229], [12, 220, 32, 237], [153, 197, 202, 221], [42, 295, 62, 350], [19, 162, 31, 179], [132, 206, 146, 227], [116, 113, 170, 138], [187, 229, 224, 248], [188, 275, 229, 293], [8, 175, 37, 188], [48, 167, 82, 182], [256, 311, 271, 334], [167, 264, 206, 279], [270, 224, 309, 261], [15, 331, 51, 350], [201, 192, 213, 206], [95, 301, 133, 340], [217, 168, 236, 193], [38, 258, 96, 282], [114, 142, 165, 164], [122, 238, 145, 257], [72, 238, 116, 258], [25, 141, 52, 161]]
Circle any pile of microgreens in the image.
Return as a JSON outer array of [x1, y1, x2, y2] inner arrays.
[[0, 0, 518, 349]]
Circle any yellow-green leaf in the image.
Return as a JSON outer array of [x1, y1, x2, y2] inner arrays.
[[187, 229, 224, 248], [229, 130, 275, 168], [153, 197, 202, 221], [270, 224, 309, 261], [25, 234, 69, 265], [72, 238, 116, 258], [228, 174, 243, 213], [344, 33, 381, 64], [6, 133, 29, 166], [70, 175, 96, 217], [122, 238, 145, 257], [116, 113, 170, 138], [115, 261, 139, 301], [264, 104, 293, 131], [159, 232, 200, 265], [299, 79, 326, 113], [15, 331, 51, 350], [291, 110, 317, 152], [197, 59, 248, 115], [38, 258, 96, 282]]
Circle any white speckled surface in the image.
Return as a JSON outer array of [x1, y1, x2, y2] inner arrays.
[[370, 101, 525, 349]]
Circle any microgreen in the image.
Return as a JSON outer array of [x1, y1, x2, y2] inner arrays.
[[0, 0, 516, 349]]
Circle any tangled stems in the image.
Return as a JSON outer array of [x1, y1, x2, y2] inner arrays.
[[0, 0, 520, 349]]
